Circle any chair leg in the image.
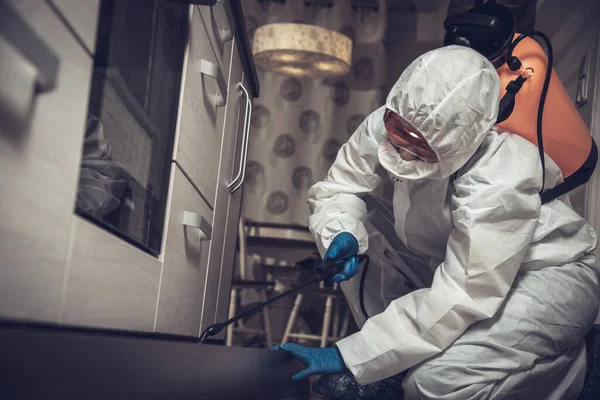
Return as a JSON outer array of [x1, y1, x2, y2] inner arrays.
[[321, 296, 334, 348], [282, 293, 303, 344], [332, 297, 340, 340], [260, 289, 272, 348], [226, 288, 238, 347]]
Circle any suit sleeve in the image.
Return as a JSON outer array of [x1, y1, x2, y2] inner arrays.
[[307, 108, 387, 256]]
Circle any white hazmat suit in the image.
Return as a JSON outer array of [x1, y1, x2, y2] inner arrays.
[[307, 46, 600, 399]]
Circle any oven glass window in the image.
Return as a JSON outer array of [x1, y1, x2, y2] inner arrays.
[[75, 0, 189, 257]]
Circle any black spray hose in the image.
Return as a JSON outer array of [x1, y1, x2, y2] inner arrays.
[[359, 254, 371, 320], [506, 31, 553, 195]]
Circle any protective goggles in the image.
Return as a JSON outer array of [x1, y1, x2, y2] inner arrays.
[[383, 109, 438, 162]]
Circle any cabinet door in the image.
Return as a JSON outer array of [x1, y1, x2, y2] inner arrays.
[[199, 39, 247, 331], [0, 0, 95, 322], [48, 0, 100, 54], [172, 6, 228, 208], [61, 216, 162, 331], [154, 164, 214, 337], [212, 72, 253, 332], [197, 0, 233, 80]]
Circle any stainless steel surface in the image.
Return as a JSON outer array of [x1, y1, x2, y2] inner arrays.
[[228, 82, 251, 192], [199, 58, 227, 107], [229, 82, 252, 193], [182, 210, 213, 240]]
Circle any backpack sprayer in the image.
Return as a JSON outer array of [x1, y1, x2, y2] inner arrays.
[[443, 0, 597, 203]]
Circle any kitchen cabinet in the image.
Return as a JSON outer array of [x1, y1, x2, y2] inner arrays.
[[200, 40, 251, 332], [0, 0, 260, 337], [0, 0, 96, 323], [172, 5, 230, 208], [48, 0, 100, 54]]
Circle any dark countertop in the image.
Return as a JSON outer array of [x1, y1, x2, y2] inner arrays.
[[0, 320, 308, 399]]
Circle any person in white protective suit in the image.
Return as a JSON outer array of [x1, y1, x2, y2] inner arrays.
[[272, 46, 600, 399]]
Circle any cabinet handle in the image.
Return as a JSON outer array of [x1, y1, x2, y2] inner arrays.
[[0, 1, 59, 93], [236, 85, 253, 191], [199, 59, 227, 107], [220, 26, 233, 43], [0, 1, 59, 130], [228, 82, 252, 193], [183, 211, 212, 240]]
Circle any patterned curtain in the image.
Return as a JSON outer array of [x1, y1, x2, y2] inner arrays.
[[241, 0, 388, 226]]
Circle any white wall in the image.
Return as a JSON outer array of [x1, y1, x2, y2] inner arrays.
[[385, 3, 449, 93]]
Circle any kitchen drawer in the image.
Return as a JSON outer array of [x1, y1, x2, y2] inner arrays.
[[61, 216, 162, 332], [155, 164, 214, 337], [48, 0, 100, 54], [0, 0, 92, 322], [197, 1, 233, 81], [173, 6, 229, 208]]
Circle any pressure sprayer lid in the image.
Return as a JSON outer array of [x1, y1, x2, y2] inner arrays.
[[443, 2, 515, 68]]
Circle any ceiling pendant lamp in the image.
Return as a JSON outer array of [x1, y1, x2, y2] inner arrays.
[[252, 23, 353, 78]]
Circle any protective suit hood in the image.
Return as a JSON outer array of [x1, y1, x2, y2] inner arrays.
[[379, 45, 501, 180]]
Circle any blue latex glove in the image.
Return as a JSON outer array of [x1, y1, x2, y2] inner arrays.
[[324, 232, 359, 283], [271, 343, 348, 381]]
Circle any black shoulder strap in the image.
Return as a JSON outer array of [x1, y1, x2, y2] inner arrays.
[[496, 75, 528, 124], [541, 139, 598, 204]]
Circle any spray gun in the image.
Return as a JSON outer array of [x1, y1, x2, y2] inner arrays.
[[199, 254, 369, 343]]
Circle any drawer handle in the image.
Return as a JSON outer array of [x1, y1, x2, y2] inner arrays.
[[0, 1, 59, 130], [228, 82, 252, 193], [200, 59, 227, 107], [183, 211, 212, 240], [0, 1, 59, 93], [221, 27, 233, 43], [220, 24, 233, 43]]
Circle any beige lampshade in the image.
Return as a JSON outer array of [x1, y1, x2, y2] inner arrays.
[[252, 23, 353, 78]]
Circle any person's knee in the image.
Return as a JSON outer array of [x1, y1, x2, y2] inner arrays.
[[402, 362, 491, 400]]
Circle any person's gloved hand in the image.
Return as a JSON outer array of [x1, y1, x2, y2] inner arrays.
[[271, 343, 348, 381], [325, 232, 359, 283]]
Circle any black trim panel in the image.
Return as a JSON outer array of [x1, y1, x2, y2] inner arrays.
[[0, 320, 309, 399], [227, 0, 260, 97]]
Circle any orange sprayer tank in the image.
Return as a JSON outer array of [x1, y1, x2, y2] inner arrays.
[[496, 34, 592, 178]]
